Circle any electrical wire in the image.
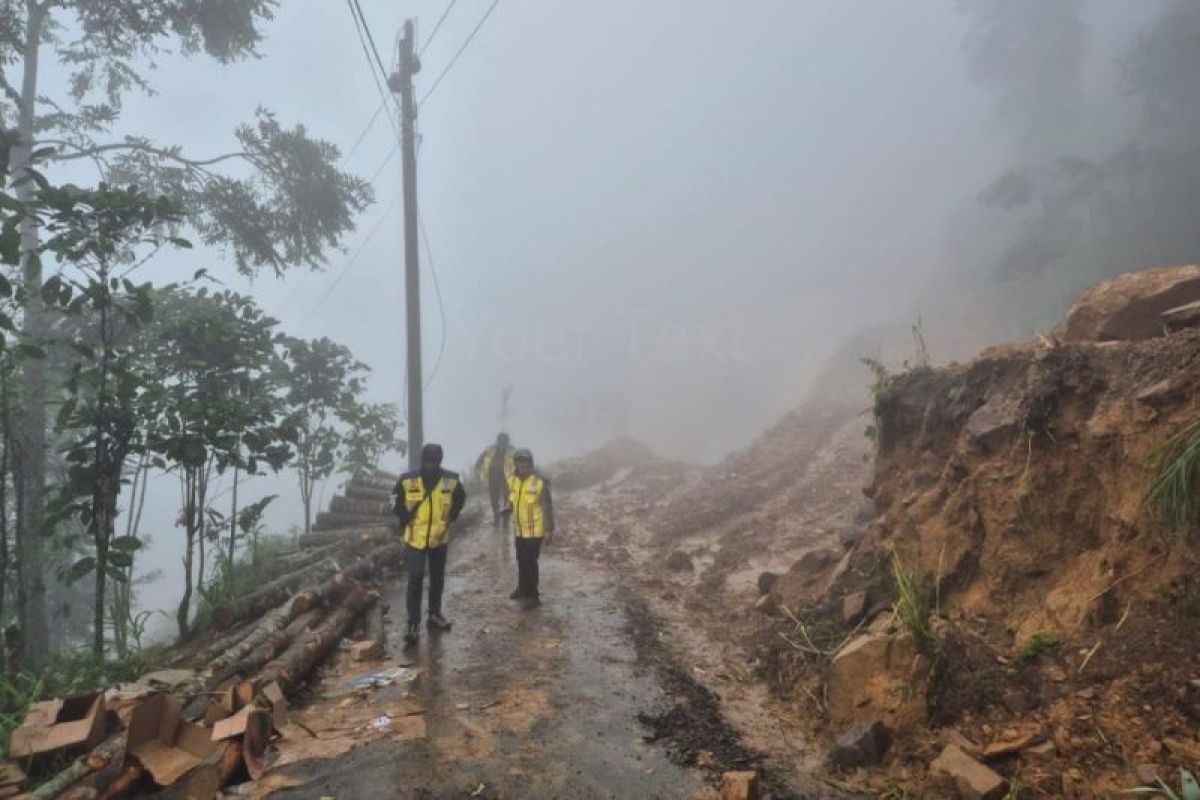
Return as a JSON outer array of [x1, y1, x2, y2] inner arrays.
[[306, 195, 401, 320], [419, 0, 501, 107], [343, 98, 387, 162], [344, 0, 401, 137], [419, 0, 461, 56], [417, 211, 448, 390], [349, 0, 399, 105]]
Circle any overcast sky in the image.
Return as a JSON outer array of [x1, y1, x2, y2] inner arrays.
[[32, 1, 1163, 624]]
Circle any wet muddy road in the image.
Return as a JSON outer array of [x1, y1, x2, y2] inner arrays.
[[270, 516, 718, 799]]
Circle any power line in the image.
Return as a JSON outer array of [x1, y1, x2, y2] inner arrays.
[[419, 0, 461, 57], [307, 195, 402, 320], [417, 211, 447, 390], [344, 0, 401, 137], [344, 98, 387, 163], [419, 0, 501, 107], [349, 0, 394, 90]]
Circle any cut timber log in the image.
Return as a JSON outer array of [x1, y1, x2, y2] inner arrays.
[[365, 602, 386, 650], [331, 496, 390, 516], [254, 588, 378, 694], [345, 482, 392, 502], [96, 765, 144, 800], [296, 525, 393, 551], [211, 557, 339, 631], [30, 734, 125, 799], [208, 608, 325, 689], [313, 510, 394, 531]]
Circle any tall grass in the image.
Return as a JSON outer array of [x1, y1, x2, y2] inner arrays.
[[892, 553, 936, 653], [1146, 415, 1200, 537]]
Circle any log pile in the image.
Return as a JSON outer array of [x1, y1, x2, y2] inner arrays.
[[22, 471, 439, 800]]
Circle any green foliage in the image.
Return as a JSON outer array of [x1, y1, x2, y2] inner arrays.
[[1146, 415, 1200, 538], [1018, 630, 1061, 663], [892, 553, 937, 653], [860, 355, 890, 442], [195, 533, 296, 621], [1124, 768, 1200, 800], [0, 649, 160, 756]]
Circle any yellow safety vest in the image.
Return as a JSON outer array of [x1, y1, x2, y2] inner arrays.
[[508, 474, 547, 538], [479, 446, 516, 482], [400, 474, 460, 549]]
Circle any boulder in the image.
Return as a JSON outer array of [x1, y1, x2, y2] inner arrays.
[[930, 744, 1006, 799], [716, 770, 759, 800], [1062, 265, 1200, 343], [829, 720, 891, 769], [841, 592, 868, 626], [666, 550, 693, 572], [827, 633, 926, 729], [756, 571, 779, 595], [965, 394, 1019, 449], [754, 593, 779, 616]]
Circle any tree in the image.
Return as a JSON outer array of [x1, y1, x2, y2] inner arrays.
[[146, 288, 294, 640], [44, 183, 186, 657], [342, 401, 404, 479], [273, 337, 370, 536], [0, 0, 371, 662]]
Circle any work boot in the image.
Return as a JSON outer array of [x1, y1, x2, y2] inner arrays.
[[427, 612, 453, 631], [520, 595, 541, 610], [509, 587, 525, 600], [403, 622, 419, 647]]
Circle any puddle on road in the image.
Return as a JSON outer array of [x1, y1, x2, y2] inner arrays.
[[266, 520, 709, 799]]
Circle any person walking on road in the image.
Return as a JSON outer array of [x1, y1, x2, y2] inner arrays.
[[504, 448, 554, 609], [475, 432, 515, 528], [392, 443, 467, 645]]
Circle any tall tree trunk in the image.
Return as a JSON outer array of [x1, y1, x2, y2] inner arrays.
[[177, 471, 195, 641], [227, 462, 238, 587], [14, 1, 50, 665], [0, 362, 12, 672]]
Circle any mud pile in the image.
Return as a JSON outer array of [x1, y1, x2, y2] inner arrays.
[[757, 266, 1200, 797], [545, 437, 670, 491]]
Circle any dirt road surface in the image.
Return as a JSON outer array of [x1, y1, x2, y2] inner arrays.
[[262, 511, 842, 799]]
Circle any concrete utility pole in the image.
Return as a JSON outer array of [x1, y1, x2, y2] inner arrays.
[[391, 20, 423, 468]]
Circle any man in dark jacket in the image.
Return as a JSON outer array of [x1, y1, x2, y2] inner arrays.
[[392, 443, 467, 645], [474, 432, 514, 528]]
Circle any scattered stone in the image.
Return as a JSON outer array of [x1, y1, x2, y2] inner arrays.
[[827, 633, 925, 729], [717, 770, 759, 800], [1000, 689, 1031, 715], [837, 526, 864, 550], [791, 549, 838, 574], [756, 571, 779, 595], [981, 729, 1042, 760], [965, 394, 1019, 448], [942, 728, 983, 759], [666, 551, 693, 572], [829, 719, 891, 769], [350, 640, 384, 662], [1024, 740, 1055, 759], [1063, 264, 1200, 342], [754, 593, 779, 616], [930, 744, 1006, 800], [1135, 764, 1161, 785], [841, 592, 868, 626]]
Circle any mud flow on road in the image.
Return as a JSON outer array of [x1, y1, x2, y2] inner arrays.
[[268, 515, 716, 799]]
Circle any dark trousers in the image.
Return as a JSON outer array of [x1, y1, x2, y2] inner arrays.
[[514, 537, 542, 598], [488, 478, 508, 525], [405, 543, 448, 625]]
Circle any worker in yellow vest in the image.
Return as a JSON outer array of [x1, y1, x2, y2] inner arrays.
[[474, 432, 516, 528], [391, 443, 467, 645], [503, 448, 555, 609]]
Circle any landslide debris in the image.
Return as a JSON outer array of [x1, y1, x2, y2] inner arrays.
[[755, 265, 1200, 797]]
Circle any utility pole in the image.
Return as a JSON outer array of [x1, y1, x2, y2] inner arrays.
[[391, 20, 423, 468]]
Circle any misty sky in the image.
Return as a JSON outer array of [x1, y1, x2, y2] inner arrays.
[[31, 1, 1169, 623]]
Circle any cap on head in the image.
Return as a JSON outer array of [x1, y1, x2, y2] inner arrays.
[[420, 443, 444, 466], [496, 432, 510, 446], [513, 448, 534, 464]]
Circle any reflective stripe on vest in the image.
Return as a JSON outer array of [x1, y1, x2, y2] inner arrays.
[[401, 475, 459, 549], [507, 474, 546, 538]]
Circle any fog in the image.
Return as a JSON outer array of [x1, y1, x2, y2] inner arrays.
[[22, 1, 1198, 627]]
